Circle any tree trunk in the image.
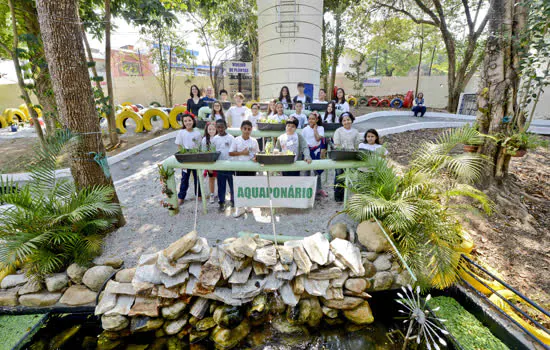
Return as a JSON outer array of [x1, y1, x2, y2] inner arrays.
[[329, 9, 343, 100], [104, 0, 120, 148], [34, 70, 58, 135], [251, 50, 257, 100], [168, 45, 173, 107], [415, 24, 424, 96], [35, 0, 125, 225], [476, 0, 524, 185], [7, 0, 45, 146]]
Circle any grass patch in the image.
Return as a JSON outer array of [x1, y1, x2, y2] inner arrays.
[[428, 296, 509, 350]]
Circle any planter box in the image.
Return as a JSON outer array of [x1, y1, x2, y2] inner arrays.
[[174, 152, 220, 163], [322, 123, 340, 131], [257, 122, 286, 131], [329, 150, 360, 161], [256, 153, 295, 165]]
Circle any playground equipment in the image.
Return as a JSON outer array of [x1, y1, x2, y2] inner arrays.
[[403, 90, 414, 108], [0, 115, 7, 128], [168, 105, 187, 129], [115, 106, 144, 134], [18, 104, 41, 120], [142, 108, 170, 131], [3, 108, 28, 124]]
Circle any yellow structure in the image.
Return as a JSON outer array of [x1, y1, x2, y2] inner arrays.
[[3, 108, 28, 124], [142, 108, 170, 131], [115, 107, 144, 134], [0, 115, 7, 128], [489, 290, 550, 345], [18, 103, 42, 120], [168, 105, 188, 129]]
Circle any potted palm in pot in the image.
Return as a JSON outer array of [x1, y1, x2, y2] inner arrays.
[[501, 132, 548, 157]]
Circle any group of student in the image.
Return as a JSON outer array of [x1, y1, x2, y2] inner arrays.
[[175, 82, 388, 217]]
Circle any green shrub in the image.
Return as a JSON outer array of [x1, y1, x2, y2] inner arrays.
[[428, 296, 509, 350], [0, 130, 120, 278]]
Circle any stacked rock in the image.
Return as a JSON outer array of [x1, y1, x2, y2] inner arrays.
[[94, 221, 411, 349]]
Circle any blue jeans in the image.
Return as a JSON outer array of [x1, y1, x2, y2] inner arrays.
[[412, 106, 427, 117], [334, 169, 344, 202], [178, 169, 201, 200], [217, 171, 234, 204]]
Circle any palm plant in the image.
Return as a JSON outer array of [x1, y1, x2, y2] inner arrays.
[[0, 130, 121, 279], [344, 127, 493, 289]]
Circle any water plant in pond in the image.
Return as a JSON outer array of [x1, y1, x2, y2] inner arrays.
[[428, 296, 509, 350], [344, 127, 493, 289], [0, 130, 121, 278], [396, 285, 448, 350]]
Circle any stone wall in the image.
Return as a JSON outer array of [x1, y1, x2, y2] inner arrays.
[[91, 222, 411, 349]]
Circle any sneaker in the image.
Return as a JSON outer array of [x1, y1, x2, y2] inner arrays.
[[232, 208, 244, 218], [218, 203, 225, 212], [178, 199, 184, 206], [209, 194, 215, 204], [317, 190, 328, 198]]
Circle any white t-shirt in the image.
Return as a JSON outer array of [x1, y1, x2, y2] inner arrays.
[[295, 95, 307, 104], [335, 101, 350, 112], [229, 136, 259, 161], [247, 114, 261, 128], [313, 99, 328, 104], [175, 129, 201, 149], [213, 113, 224, 121], [302, 125, 324, 147], [201, 136, 213, 151], [358, 143, 389, 155], [323, 113, 337, 123], [212, 134, 234, 160], [226, 106, 249, 128], [289, 113, 307, 128], [268, 113, 288, 123]]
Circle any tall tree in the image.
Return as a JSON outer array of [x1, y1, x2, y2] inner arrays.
[[0, 0, 58, 136], [36, 0, 124, 225], [0, 0, 45, 145], [375, 0, 490, 112], [104, 0, 119, 148], [476, 0, 548, 183]]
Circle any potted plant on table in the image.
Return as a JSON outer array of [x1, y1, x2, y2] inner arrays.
[[174, 145, 220, 163], [500, 131, 548, 157], [256, 118, 286, 131], [256, 141, 295, 164], [329, 145, 361, 161]]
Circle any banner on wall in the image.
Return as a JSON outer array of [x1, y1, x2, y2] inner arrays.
[[234, 176, 317, 208], [363, 77, 381, 87]]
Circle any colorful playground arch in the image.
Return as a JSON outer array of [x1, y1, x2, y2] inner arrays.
[[3, 108, 28, 124], [168, 105, 188, 129], [0, 115, 7, 128], [142, 108, 170, 131], [115, 107, 144, 134], [18, 104, 42, 120]]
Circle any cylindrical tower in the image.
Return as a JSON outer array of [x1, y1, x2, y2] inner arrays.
[[257, 0, 323, 100]]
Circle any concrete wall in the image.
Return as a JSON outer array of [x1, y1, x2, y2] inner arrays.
[[258, 0, 323, 100]]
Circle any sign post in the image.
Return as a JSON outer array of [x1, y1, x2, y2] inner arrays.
[[234, 176, 317, 208]]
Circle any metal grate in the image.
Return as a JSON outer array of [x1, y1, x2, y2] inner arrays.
[[276, 0, 299, 37]]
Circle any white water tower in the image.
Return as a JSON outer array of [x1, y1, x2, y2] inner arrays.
[[257, 0, 323, 100]]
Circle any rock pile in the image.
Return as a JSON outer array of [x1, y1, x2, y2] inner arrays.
[[0, 257, 123, 308], [94, 222, 411, 349]]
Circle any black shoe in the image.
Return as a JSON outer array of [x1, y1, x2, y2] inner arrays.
[[218, 203, 225, 212]]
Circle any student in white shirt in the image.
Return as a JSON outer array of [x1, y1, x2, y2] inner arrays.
[[229, 120, 259, 217], [358, 128, 389, 156], [268, 102, 288, 123], [175, 114, 202, 205], [323, 101, 338, 123], [226, 92, 250, 128], [333, 112, 361, 202], [289, 100, 308, 128], [267, 99, 277, 118], [208, 101, 226, 122], [247, 103, 261, 128], [313, 88, 328, 103], [302, 111, 328, 197], [278, 86, 292, 109], [275, 119, 312, 177], [212, 119, 235, 212], [334, 88, 350, 112], [201, 122, 218, 204]]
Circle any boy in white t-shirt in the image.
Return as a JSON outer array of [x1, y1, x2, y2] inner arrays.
[[226, 92, 249, 128], [289, 101, 308, 128], [313, 88, 328, 103], [229, 120, 259, 217], [212, 119, 236, 212], [247, 103, 261, 128]]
